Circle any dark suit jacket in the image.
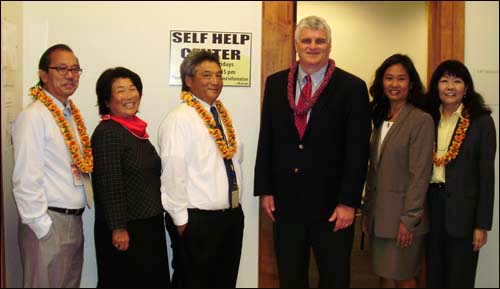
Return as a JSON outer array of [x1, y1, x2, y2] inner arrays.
[[431, 113, 496, 238], [254, 66, 371, 223]]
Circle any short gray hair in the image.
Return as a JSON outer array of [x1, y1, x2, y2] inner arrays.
[[180, 50, 221, 91], [295, 16, 332, 43]]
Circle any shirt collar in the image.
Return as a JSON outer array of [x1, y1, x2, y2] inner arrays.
[[43, 88, 71, 114], [297, 63, 328, 87], [192, 94, 215, 110], [439, 103, 465, 119]]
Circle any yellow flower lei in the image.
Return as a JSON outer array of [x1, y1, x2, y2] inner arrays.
[[433, 116, 470, 166], [181, 91, 237, 159], [30, 86, 93, 173]]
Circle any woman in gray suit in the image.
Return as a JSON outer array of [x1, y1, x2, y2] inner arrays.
[[426, 60, 496, 288], [362, 54, 434, 288]]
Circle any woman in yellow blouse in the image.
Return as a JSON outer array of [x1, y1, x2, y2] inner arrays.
[[426, 60, 496, 288]]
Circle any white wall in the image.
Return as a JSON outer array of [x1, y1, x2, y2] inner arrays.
[[465, 2, 499, 288], [297, 1, 427, 90], [18, 1, 261, 287], [1, 1, 24, 288]]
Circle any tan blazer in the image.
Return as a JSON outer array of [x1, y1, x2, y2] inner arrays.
[[363, 104, 434, 238]]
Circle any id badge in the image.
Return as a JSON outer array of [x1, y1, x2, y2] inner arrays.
[[231, 189, 240, 208], [71, 164, 83, 186]]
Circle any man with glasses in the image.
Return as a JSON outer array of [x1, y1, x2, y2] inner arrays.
[[12, 44, 92, 287]]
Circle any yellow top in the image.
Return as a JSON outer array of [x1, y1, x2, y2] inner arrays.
[[431, 104, 464, 183]]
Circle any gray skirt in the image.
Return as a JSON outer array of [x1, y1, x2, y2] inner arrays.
[[370, 235, 424, 280]]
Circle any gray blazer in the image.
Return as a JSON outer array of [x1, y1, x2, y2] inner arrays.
[[363, 104, 434, 238]]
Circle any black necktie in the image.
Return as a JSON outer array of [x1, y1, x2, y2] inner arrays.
[[210, 106, 238, 208]]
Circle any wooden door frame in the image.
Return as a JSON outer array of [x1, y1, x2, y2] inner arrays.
[[1, 157, 4, 288], [259, 1, 464, 287], [427, 1, 465, 83], [259, 1, 296, 287]]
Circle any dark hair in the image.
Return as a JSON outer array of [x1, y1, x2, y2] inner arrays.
[[426, 59, 491, 122], [96, 67, 143, 115], [180, 50, 221, 91], [369, 53, 426, 128], [37, 44, 77, 86]]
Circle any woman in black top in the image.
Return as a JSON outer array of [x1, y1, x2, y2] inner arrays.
[[91, 67, 170, 287]]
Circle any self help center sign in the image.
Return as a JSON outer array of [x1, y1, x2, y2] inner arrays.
[[169, 31, 252, 87]]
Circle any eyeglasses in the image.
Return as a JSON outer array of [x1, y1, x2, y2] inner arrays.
[[48, 66, 83, 75]]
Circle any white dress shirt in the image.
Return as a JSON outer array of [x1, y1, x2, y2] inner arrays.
[[12, 90, 86, 239], [159, 96, 243, 226]]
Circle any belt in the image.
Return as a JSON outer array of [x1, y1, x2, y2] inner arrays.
[[429, 182, 445, 190], [48, 206, 85, 216], [188, 204, 241, 215]]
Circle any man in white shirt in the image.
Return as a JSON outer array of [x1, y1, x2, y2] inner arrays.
[[12, 44, 92, 288], [159, 50, 244, 288]]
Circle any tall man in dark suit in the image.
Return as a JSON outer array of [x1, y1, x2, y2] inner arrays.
[[254, 16, 371, 288]]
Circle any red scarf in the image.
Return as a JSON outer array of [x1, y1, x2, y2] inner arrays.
[[101, 114, 149, 139]]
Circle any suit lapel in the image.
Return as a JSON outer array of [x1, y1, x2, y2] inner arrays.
[[377, 104, 413, 165], [286, 69, 304, 140], [445, 116, 462, 152], [277, 70, 301, 140], [302, 73, 335, 139], [371, 126, 382, 170], [304, 88, 330, 137]]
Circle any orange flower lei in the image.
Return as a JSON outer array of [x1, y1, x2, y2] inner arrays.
[[30, 86, 93, 173], [181, 91, 237, 159], [433, 116, 470, 166]]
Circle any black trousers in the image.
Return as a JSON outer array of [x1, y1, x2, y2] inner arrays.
[[273, 221, 355, 288], [94, 213, 171, 288], [166, 205, 244, 288], [426, 186, 479, 288], [165, 212, 188, 288]]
